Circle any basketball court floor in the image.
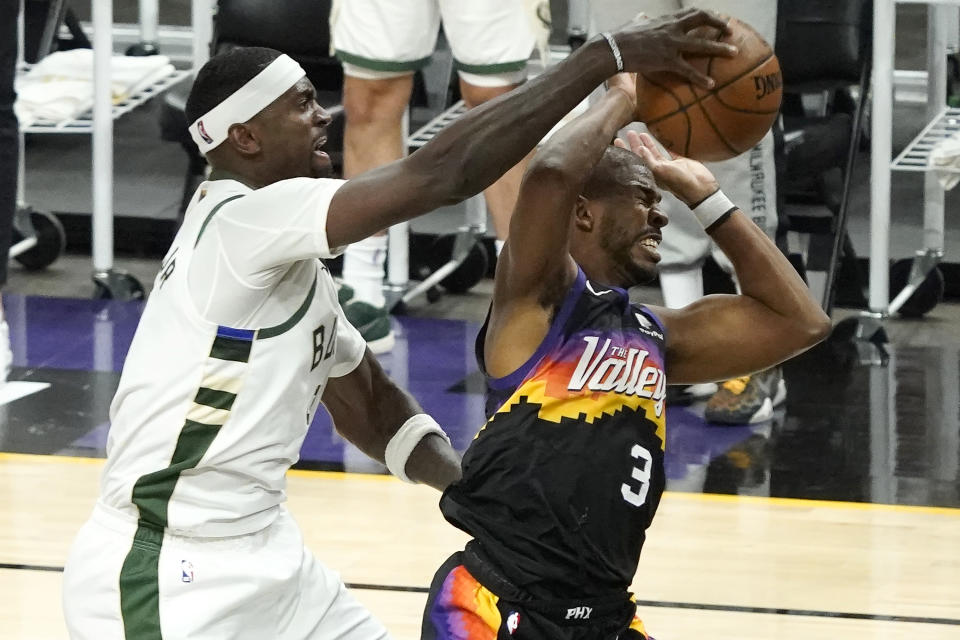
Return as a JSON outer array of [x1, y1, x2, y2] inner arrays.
[[1, 287, 959, 639], [3, 4, 959, 635]]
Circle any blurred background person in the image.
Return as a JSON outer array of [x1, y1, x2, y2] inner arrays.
[[331, 0, 547, 352]]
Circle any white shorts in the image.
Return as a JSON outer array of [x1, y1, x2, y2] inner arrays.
[[62, 502, 391, 640], [331, 0, 538, 87]]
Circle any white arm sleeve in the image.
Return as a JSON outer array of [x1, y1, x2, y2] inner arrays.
[[213, 178, 347, 285], [187, 178, 349, 327]]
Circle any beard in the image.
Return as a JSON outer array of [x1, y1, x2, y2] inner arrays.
[[311, 154, 333, 179], [598, 217, 658, 287]]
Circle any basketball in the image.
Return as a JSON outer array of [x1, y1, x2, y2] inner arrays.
[[635, 16, 782, 162]]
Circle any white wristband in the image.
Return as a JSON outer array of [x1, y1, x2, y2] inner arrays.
[[691, 189, 737, 230], [600, 32, 624, 72], [385, 414, 451, 484]]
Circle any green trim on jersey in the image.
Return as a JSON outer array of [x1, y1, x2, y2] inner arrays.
[[120, 420, 221, 639], [195, 194, 244, 247], [194, 386, 237, 411], [210, 334, 254, 362], [119, 524, 164, 640], [335, 49, 430, 72], [119, 269, 264, 636], [454, 59, 527, 74], [257, 270, 318, 339], [130, 419, 223, 527]]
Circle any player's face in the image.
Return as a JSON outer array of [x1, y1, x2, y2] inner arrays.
[[258, 78, 333, 180], [596, 164, 667, 286]]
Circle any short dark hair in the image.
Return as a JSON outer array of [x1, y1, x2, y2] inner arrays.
[[582, 145, 649, 200], [185, 46, 284, 124]]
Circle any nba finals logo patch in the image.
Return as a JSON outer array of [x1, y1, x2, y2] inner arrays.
[[506, 611, 520, 635], [197, 121, 213, 145], [181, 560, 195, 583]]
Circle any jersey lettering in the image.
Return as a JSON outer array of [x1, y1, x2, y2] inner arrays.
[[311, 319, 337, 371], [565, 606, 592, 620], [323, 317, 337, 361], [157, 248, 178, 289], [567, 336, 666, 417], [621, 443, 653, 507], [306, 384, 322, 424]]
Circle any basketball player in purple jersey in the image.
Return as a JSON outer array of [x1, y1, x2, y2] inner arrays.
[[422, 73, 830, 639]]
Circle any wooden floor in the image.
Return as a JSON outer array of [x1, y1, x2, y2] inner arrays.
[[2, 453, 958, 639]]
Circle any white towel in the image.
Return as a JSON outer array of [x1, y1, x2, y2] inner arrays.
[[930, 133, 960, 190], [14, 49, 175, 126]]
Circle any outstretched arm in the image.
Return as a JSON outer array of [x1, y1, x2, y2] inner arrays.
[[482, 78, 638, 378], [322, 350, 461, 491], [326, 9, 737, 247], [626, 132, 831, 383]]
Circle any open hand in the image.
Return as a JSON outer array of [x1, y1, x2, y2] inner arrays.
[[616, 130, 719, 206], [611, 9, 737, 89]]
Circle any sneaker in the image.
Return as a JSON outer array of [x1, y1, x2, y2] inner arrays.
[[704, 368, 786, 425], [343, 299, 395, 354], [666, 382, 718, 406]]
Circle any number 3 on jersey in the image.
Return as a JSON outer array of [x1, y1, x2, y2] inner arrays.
[[621, 443, 653, 507]]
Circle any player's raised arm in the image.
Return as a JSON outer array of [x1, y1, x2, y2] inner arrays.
[[627, 132, 832, 383], [479, 79, 638, 378], [326, 10, 737, 247], [501, 76, 638, 298]]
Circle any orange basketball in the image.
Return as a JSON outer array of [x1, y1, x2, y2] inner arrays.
[[635, 17, 782, 162]]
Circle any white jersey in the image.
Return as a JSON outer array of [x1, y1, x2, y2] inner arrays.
[[99, 175, 366, 537]]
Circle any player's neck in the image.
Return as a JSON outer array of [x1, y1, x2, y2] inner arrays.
[[207, 157, 276, 190], [575, 256, 629, 290], [208, 167, 259, 189]]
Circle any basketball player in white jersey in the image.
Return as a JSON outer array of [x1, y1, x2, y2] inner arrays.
[[61, 17, 739, 638]]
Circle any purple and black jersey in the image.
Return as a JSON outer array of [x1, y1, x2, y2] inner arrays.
[[441, 267, 669, 599]]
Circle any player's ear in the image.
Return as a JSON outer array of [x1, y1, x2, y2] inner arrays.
[[573, 195, 595, 232], [227, 123, 261, 156]]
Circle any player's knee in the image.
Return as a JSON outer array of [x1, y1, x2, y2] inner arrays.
[[459, 76, 525, 108], [459, 83, 509, 109], [343, 75, 413, 126]]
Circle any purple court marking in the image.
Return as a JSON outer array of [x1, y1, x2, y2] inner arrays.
[[63, 421, 112, 453], [10, 293, 960, 508], [12, 293, 728, 475], [3, 293, 143, 372]]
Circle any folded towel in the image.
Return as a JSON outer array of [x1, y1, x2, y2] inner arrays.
[[15, 49, 175, 126], [930, 133, 960, 190]]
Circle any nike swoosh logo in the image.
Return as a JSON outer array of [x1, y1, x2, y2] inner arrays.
[[585, 281, 611, 296]]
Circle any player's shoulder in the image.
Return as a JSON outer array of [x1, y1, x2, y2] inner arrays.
[[195, 176, 251, 204], [259, 176, 346, 195]]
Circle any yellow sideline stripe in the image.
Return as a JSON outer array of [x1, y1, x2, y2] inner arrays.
[[0, 451, 394, 482], [2, 452, 958, 515]]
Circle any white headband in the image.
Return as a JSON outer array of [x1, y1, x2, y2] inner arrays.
[[189, 54, 306, 154]]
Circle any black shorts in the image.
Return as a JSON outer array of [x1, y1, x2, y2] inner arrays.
[[421, 546, 652, 640]]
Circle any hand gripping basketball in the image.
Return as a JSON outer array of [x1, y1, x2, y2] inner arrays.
[[632, 16, 783, 161], [608, 9, 738, 89]]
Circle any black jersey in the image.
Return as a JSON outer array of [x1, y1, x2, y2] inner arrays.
[[440, 268, 668, 599]]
